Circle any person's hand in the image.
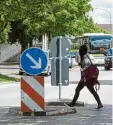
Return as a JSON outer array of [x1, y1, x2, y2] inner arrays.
[[84, 77, 86, 82], [81, 70, 85, 76], [80, 68, 83, 72]]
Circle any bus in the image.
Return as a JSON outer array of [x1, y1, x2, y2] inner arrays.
[[75, 33, 113, 64]]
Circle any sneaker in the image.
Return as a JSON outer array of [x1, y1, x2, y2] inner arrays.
[[96, 104, 103, 109]]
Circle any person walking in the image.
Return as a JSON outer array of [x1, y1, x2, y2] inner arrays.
[[67, 45, 103, 109]]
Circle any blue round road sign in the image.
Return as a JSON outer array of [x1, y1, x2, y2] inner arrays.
[[20, 48, 48, 75]]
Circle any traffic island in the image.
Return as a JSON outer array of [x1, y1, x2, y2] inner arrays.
[[9, 106, 76, 116], [8, 100, 84, 116]]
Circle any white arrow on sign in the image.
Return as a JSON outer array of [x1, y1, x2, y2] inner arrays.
[[26, 53, 41, 69]]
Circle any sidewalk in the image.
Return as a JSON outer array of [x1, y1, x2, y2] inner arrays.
[[0, 65, 19, 69]]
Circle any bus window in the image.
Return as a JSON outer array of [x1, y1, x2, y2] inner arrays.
[[75, 34, 113, 54]]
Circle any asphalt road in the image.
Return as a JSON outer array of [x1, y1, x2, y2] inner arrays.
[[0, 65, 112, 82], [0, 65, 112, 104]]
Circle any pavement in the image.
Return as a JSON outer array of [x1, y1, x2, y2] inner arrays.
[[8, 99, 84, 116], [0, 65, 19, 69], [0, 104, 112, 125]]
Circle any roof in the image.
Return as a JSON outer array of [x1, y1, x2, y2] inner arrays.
[[96, 24, 113, 33], [75, 33, 113, 39]]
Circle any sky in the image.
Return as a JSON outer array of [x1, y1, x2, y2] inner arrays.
[[89, 0, 112, 24]]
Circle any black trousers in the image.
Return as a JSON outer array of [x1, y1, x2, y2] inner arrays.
[[71, 78, 102, 106]]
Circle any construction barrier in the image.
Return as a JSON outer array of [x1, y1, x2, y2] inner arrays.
[[21, 76, 45, 115]]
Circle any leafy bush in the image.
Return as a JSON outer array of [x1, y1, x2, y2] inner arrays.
[[74, 43, 80, 49]]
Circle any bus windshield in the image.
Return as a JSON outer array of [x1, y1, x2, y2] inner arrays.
[[107, 48, 113, 56], [90, 35, 112, 53]]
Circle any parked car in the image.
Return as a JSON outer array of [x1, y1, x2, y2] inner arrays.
[[19, 66, 25, 75], [70, 52, 76, 58], [42, 50, 51, 76], [19, 50, 51, 76], [104, 48, 113, 70], [66, 53, 73, 68]]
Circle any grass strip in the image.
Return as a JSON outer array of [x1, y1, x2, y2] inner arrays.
[[0, 74, 20, 82]]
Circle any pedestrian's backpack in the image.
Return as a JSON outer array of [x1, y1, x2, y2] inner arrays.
[[84, 55, 100, 90]]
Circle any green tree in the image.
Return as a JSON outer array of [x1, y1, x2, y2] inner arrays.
[[0, 0, 107, 52]]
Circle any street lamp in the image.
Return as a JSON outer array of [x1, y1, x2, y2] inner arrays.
[[95, 8, 112, 25], [95, 8, 112, 33]]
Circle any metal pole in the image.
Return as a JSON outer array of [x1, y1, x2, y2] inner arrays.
[[96, 8, 111, 24], [59, 36, 62, 99], [95, 8, 112, 32], [42, 35, 44, 50]]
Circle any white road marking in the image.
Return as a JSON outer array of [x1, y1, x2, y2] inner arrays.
[[26, 53, 41, 69]]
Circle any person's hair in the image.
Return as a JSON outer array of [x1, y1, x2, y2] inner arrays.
[[79, 44, 88, 64]]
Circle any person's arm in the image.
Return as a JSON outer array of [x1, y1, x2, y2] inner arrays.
[[81, 55, 91, 72]]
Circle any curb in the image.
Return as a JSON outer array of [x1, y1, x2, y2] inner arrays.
[[9, 106, 77, 116], [70, 80, 112, 85], [46, 106, 76, 116], [8, 100, 83, 116], [0, 81, 19, 85], [46, 100, 84, 107]]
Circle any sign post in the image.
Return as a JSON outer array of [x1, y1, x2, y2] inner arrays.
[[59, 36, 62, 99], [50, 36, 71, 99]]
